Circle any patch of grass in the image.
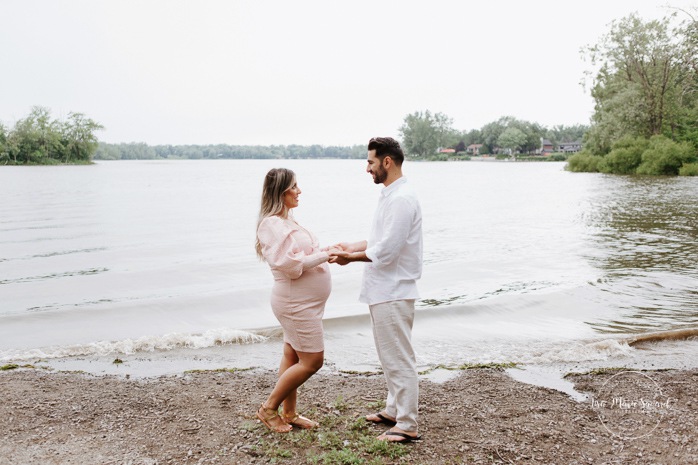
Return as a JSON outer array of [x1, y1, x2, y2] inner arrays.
[[286, 428, 317, 448], [112, 358, 124, 365], [262, 441, 294, 462], [307, 448, 365, 465], [338, 370, 380, 376], [318, 431, 344, 450], [365, 399, 385, 411], [459, 362, 517, 370], [419, 362, 517, 375], [358, 436, 408, 460], [349, 417, 369, 432], [238, 420, 261, 433], [0, 363, 40, 371], [332, 395, 349, 413], [255, 438, 291, 462], [256, 397, 415, 465], [319, 413, 344, 430]]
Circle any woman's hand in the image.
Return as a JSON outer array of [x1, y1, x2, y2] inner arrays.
[[325, 245, 343, 255], [330, 241, 366, 253]]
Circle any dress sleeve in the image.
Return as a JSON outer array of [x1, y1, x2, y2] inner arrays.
[[257, 217, 329, 279]]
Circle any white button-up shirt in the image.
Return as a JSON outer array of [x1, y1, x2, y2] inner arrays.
[[360, 177, 423, 305]]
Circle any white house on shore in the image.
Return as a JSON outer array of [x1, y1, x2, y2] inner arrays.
[[538, 138, 583, 154], [558, 141, 583, 153]]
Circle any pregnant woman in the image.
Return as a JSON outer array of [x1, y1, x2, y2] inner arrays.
[[254, 168, 337, 433]]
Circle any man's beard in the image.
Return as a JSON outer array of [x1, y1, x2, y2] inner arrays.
[[372, 165, 387, 184]]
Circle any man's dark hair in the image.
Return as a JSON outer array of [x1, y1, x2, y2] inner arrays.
[[368, 137, 405, 166]]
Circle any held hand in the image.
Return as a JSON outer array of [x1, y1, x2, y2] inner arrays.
[[329, 251, 352, 266], [326, 246, 343, 255], [332, 242, 359, 253]]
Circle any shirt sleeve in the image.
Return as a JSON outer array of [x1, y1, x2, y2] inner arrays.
[[257, 217, 329, 279], [365, 196, 415, 267]]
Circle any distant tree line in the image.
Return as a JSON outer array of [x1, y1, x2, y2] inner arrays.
[[94, 142, 367, 160], [398, 110, 588, 158], [0, 107, 103, 165], [567, 11, 698, 176], [94, 121, 586, 162]]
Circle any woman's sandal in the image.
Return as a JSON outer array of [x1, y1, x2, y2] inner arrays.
[[257, 404, 293, 433], [282, 413, 319, 429]]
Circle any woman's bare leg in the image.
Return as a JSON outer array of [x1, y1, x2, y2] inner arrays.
[[264, 343, 323, 413], [278, 343, 299, 415]]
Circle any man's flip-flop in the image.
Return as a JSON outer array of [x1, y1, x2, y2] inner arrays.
[[379, 431, 422, 443], [366, 412, 397, 426]]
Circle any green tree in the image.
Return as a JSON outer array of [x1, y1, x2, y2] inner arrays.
[[510, 120, 546, 153], [10, 107, 64, 163], [636, 135, 696, 175], [672, 10, 698, 147], [497, 127, 527, 158], [597, 136, 648, 174], [566, 152, 602, 172], [479, 116, 545, 154], [480, 117, 510, 154], [399, 110, 456, 157], [545, 124, 589, 147], [93, 143, 121, 160], [2, 107, 102, 164], [93, 142, 366, 160], [0, 123, 7, 163], [462, 129, 482, 147], [61, 112, 103, 163], [583, 13, 697, 153]]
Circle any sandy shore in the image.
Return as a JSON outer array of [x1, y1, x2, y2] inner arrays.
[[1, 367, 696, 464]]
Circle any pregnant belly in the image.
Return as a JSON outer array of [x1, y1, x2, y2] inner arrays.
[[273, 268, 332, 304]]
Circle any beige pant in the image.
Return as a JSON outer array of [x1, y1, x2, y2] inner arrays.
[[368, 299, 418, 432]]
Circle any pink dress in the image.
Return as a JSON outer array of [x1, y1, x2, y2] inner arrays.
[[257, 215, 331, 353]]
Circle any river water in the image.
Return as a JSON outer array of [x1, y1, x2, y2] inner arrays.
[[1, 160, 697, 383]]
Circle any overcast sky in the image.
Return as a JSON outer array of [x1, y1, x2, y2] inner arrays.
[[0, 0, 691, 146]]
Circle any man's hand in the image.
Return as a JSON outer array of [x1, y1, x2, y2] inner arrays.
[[329, 251, 352, 266]]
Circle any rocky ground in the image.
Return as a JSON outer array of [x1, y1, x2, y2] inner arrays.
[[0, 367, 696, 464]]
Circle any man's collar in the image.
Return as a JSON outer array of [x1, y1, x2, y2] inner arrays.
[[381, 176, 407, 196]]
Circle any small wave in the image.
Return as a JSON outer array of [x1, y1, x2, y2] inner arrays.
[[530, 339, 634, 364], [0, 328, 268, 362], [254, 326, 284, 338]]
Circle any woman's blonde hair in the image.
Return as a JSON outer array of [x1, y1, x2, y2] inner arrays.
[[255, 168, 296, 259]]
